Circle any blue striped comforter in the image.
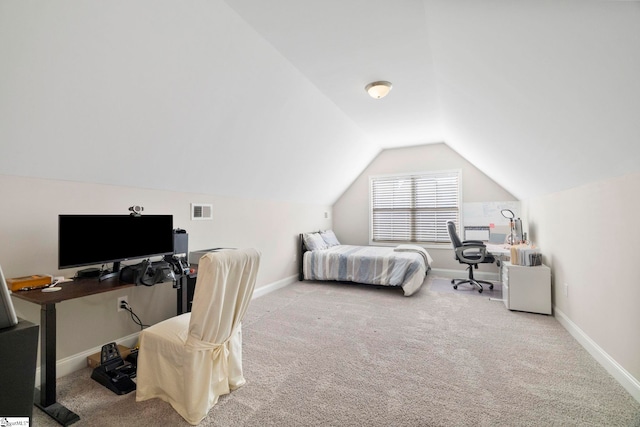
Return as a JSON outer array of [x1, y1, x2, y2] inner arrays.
[[302, 245, 430, 296]]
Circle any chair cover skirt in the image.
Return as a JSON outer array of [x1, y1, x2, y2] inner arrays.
[[136, 248, 260, 425]]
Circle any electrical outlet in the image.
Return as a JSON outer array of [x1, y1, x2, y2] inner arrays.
[[117, 296, 128, 312], [563, 283, 569, 297]]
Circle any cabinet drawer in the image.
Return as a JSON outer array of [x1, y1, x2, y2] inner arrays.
[[502, 263, 551, 315]]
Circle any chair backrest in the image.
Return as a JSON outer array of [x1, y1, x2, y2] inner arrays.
[[188, 248, 260, 344], [447, 221, 462, 250]]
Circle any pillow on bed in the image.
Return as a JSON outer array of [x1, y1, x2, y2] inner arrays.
[[303, 232, 328, 251], [320, 230, 341, 247]]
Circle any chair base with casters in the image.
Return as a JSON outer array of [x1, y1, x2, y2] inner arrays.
[[451, 264, 494, 293]]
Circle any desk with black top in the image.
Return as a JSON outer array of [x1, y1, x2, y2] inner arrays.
[[12, 276, 135, 426]]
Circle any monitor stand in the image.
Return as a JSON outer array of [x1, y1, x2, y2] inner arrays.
[[98, 261, 121, 282]]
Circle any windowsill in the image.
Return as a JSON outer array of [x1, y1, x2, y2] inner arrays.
[[368, 241, 451, 250]]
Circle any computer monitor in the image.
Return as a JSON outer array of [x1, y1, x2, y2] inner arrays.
[[489, 232, 506, 244], [0, 264, 19, 329], [58, 215, 174, 275]]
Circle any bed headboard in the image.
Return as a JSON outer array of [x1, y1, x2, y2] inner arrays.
[[298, 231, 321, 281], [298, 234, 304, 281]]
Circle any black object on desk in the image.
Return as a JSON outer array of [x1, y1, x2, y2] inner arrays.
[[0, 319, 39, 422], [12, 276, 135, 426], [119, 259, 176, 287]]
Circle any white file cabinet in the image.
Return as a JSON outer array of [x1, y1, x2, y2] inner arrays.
[[501, 262, 551, 315]]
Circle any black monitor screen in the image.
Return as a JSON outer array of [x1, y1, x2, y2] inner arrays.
[[58, 215, 174, 269]]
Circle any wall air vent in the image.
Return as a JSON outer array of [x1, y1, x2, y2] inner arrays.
[[191, 203, 213, 221]]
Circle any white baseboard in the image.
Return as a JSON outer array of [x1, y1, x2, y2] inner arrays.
[[554, 306, 640, 404], [38, 275, 297, 384], [35, 332, 140, 387], [252, 274, 297, 299], [430, 268, 499, 282]]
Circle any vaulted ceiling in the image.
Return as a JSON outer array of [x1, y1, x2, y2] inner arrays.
[[1, 1, 639, 205]]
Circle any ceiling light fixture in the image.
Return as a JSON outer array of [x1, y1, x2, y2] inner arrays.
[[365, 81, 392, 99]]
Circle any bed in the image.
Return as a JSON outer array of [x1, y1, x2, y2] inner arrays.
[[298, 231, 432, 296]]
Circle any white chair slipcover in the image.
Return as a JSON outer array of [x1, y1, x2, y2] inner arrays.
[[135, 248, 260, 425]]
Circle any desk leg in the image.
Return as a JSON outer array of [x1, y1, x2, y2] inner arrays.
[[177, 275, 187, 316], [489, 255, 507, 303], [34, 303, 80, 426]]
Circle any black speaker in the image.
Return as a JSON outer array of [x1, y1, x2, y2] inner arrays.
[[173, 229, 188, 256], [0, 319, 39, 421]]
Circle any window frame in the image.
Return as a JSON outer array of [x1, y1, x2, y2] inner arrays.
[[368, 169, 462, 247]]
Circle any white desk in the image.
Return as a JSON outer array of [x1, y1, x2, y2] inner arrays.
[[486, 243, 511, 257], [485, 245, 552, 315], [486, 243, 511, 281]]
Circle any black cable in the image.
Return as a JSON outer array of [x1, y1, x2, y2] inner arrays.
[[121, 302, 150, 330]]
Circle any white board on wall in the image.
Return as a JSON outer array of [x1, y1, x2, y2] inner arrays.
[[463, 201, 520, 226]]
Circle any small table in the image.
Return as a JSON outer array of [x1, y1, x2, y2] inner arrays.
[[12, 277, 135, 426]]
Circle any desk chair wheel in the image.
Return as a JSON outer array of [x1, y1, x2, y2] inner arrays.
[[478, 288, 483, 293]]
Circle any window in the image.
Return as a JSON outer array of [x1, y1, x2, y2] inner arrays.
[[370, 170, 461, 244]]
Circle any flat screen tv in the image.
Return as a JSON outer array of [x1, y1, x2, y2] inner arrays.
[[58, 215, 174, 274]]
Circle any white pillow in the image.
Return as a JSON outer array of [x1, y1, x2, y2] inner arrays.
[[320, 230, 340, 247], [303, 232, 328, 251]]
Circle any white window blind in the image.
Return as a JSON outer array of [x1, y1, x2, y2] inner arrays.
[[370, 170, 460, 244]]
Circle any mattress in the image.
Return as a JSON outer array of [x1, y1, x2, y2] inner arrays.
[[302, 244, 431, 296]]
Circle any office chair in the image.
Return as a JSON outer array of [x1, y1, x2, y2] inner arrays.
[[446, 221, 495, 293], [136, 248, 260, 425]]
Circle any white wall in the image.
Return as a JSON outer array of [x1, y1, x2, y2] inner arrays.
[[424, 0, 640, 201], [0, 0, 378, 206], [0, 173, 330, 361], [333, 143, 640, 399], [525, 171, 640, 384], [332, 143, 517, 272]]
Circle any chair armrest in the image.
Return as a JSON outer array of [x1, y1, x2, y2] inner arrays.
[[455, 244, 487, 264], [462, 240, 484, 245]]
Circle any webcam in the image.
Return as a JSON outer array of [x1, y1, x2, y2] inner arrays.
[[129, 205, 144, 216]]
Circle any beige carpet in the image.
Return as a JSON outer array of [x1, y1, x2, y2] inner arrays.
[[33, 276, 640, 426]]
